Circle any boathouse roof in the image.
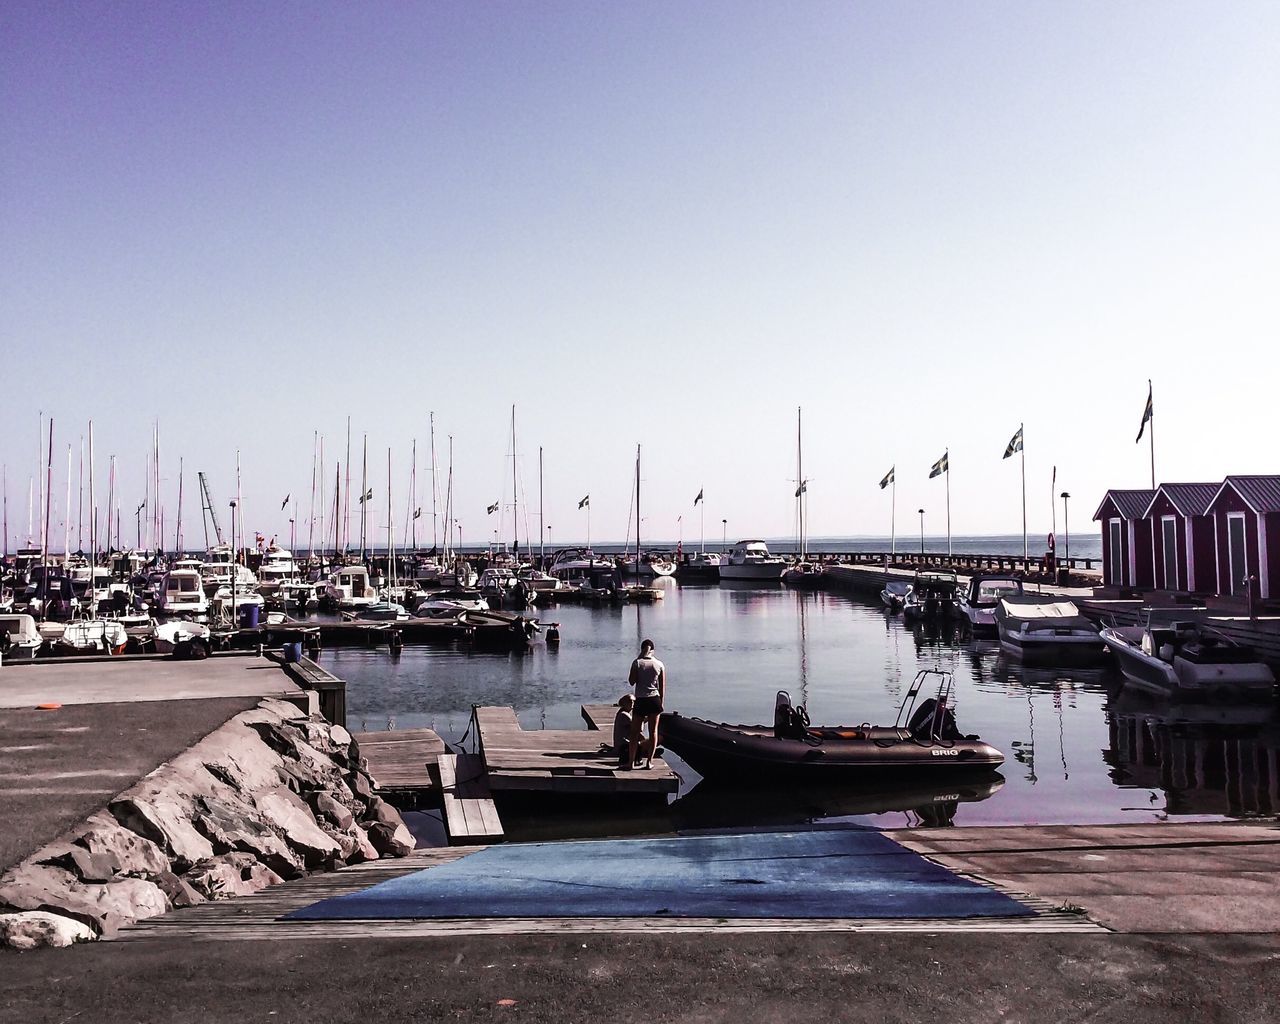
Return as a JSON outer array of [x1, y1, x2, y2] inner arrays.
[[1093, 489, 1155, 522], [1210, 475, 1280, 514], [1142, 483, 1218, 519]]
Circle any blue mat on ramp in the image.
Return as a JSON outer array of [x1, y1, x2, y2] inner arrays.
[[289, 829, 1033, 921]]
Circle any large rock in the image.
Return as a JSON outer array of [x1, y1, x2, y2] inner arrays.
[[191, 793, 303, 878], [185, 853, 283, 901], [310, 792, 355, 831], [365, 821, 415, 858], [0, 863, 169, 936], [348, 825, 380, 864], [78, 812, 170, 877], [362, 795, 405, 828], [37, 841, 120, 883], [254, 787, 342, 868], [109, 795, 214, 871], [0, 911, 95, 950], [145, 871, 204, 909]]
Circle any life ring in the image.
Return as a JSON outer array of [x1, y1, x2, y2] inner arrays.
[[1047, 533, 1056, 552]]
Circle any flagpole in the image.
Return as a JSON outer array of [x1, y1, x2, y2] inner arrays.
[[1148, 380, 1156, 489], [700, 491, 704, 553], [1020, 423, 1027, 566], [890, 476, 896, 558], [945, 451, 951, 556]]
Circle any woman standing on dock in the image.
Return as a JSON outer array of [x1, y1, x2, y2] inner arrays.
[[627, 639, 666, 770]]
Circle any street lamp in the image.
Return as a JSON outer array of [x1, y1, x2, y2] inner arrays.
[[456, 523, 463, 554], [918, 509, 925, 556], [721, 519, 727, 548], [1060, 492, 1071, 570], [229, 500, 238, 627]]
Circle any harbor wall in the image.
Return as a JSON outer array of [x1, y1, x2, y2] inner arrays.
[[0, 697, 415, 950]]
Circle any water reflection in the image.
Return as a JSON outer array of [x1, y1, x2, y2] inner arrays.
[[326, 585, 1280, 826]]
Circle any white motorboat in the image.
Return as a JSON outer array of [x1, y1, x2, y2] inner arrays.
[[548, 548, 616, 585], [995, 595, 1105, 662], [211, 584, 265, 619], [157, 568, 210, 618], [880, 580, 912, 611], [618, 552, 677, 579], [256, 546, 297, 595], [154, 619, 211, 654], [517, 567, 562, 593], [1101, 622, 1276, 702], [0, 613, 44, 659], [902, 571, 960, 621], [718, 540, 787, 582], [782, 560, 825, 588], [415, 590, 489, 616], [57, 619, 128, 655], [958, 574, 1024, 634], [347, 601, 409, 622], [324, 565, 377, 610]]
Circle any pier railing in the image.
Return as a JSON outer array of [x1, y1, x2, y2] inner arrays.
[[808, 551, 1099, 575]]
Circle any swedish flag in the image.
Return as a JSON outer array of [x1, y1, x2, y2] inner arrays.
[[879, 467, 894, 489], [578, 495, 590, 509], [929, 452, 949, 478], [486, 501, 499, 515], [1135, 381, 1153, 443], [1003, 426, 1023, 459]]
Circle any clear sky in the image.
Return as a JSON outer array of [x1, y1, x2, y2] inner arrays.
[[3, 2, 1278, 552]]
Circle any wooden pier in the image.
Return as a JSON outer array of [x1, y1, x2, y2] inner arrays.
[[354, 728, 446, 796], [473, 705, 678, 796], [435, 752, 504, 844]]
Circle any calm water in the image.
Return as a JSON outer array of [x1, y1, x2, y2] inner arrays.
[[320, 581, 1279, 833]]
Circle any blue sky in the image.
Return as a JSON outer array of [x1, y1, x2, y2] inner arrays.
[[3, 2, 1278, 551]]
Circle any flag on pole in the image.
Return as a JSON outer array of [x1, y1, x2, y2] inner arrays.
[[280, 494, 290, 510], [1135, 381, 1153, 443], [693, 488, 703, 506], [929, 451, 949, 478], [413, 508, 422, 520], [879, 467, 894, 489], [1003, 427, 1024, 459], [486, 501, 499, 515], [358, 488, 373, 503], [794, 480, 807, 498], [578, 494, 589, 509]]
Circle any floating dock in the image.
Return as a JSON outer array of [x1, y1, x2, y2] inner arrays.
[[473, 705, 678, 796]]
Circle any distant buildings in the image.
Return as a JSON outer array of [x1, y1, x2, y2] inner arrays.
[[1094, 476, 1280, 599]]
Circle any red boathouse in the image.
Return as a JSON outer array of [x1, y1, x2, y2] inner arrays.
[[1207, 476, 1280, 599], [1141, 483, 1218, 593], [1093, 489, 1155, 589]]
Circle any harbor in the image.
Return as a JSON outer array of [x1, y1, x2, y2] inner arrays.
[[7, 1, 1280, 1020]]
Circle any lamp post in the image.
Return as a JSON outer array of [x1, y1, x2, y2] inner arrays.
[[546, 525, 552, 560], [1060, 491, 1071, 571], [918, 509, 925, 556], [229, 500, 237, 627], [456, 523, 462, 555], [721, 519, 727, 549]]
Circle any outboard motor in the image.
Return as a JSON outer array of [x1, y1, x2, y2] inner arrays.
[[907, 697, 960, 741]]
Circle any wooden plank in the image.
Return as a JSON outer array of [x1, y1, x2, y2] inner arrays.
[[355, 728, 446, 792], [474, 704, 678, 795], [581, 703, 620, 731], [437, 752, 504, 844]]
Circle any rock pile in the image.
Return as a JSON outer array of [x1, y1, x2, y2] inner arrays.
[[0, 698, 416, 949]]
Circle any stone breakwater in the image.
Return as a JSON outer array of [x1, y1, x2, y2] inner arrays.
[[0, 698, 416, 950]]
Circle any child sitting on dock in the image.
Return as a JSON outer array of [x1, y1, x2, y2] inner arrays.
[[612, 694, 635, 768]]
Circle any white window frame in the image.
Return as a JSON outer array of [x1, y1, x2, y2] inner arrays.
[[1109, 518, 1124, 586], [1161, 516, 1179, 591]]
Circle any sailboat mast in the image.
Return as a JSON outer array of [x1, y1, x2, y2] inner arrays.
[[77, 437, 84, 552], [511, 405, 518, 558], [308, 431, 317, 561], [797, 406, 804, 560], [408, 437, 417, 551], [635, 444, 641, 565], [64, 444, 71, 560], [538, 446, 544, 565], [359, 433, 368, 561], [343, 416, 351, 556], [333, 463, 341, 556], [176, 458, 184, 553], [444, 435, 454, 560], [429, 413, 439, 555], [88, 422, 96, 612], [387, 447, 396, 590]]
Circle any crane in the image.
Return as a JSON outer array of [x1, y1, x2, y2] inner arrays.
[[198, 472, 224, 548]]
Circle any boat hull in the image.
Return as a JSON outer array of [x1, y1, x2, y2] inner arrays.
[[1101, 626, 1275, 701], [661, 713, 1005, 781]]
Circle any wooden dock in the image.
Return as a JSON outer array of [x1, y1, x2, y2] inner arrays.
[[354, 728, 446, 796], [435, 752, 504, 844], [473, 705, 678, 796]]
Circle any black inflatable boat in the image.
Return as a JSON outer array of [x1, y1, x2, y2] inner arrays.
[[662, 669, 1005, 781]]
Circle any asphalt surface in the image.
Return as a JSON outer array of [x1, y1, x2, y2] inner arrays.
[[3, 932, 1278, 1023], [0, 697, 259, 871]]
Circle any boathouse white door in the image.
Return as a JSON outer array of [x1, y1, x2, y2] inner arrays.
[[1109, 519, 1124, 585], [1161, 517, 1179, 591], [1227, 514, 1248, 595]]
